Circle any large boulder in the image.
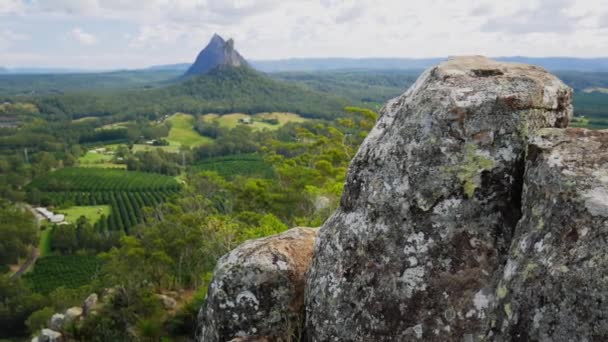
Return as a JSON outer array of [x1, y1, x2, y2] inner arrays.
[[305, 56, 572, 341], [198, 227, 318, 342], [489, 128, 608, 341]]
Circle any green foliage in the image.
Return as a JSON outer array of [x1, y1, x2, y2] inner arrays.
[[27, 167, 180, 192], [0, 202, 37, 266], [23, 255, 102, 294], [0, 276, 47, 338], [25, 306, 54, 334], [193, 154, 275, 179], [0, 69, 182, 96], [23, 67, 347, 122]]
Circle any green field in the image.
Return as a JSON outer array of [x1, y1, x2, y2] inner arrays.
[[194, 154, 275, 179], [38, 227, 52, 257], [56, 205, 111, 224], [24, 255, 103, 293], [78, 151, 126, 169], [202, 112, 307, 131], [167, 113, 213, 147]]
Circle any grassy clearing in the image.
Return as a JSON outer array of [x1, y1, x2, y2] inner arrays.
[[167, 113, 213, 147], [202, 112, 307, 131], [71, 116, 99, 124], [97, 121, 133, 130], [56, 205, 111, 224], [38, 227, 52, 257], [78, 151, 126, 169]]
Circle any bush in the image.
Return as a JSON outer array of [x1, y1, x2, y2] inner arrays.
[[25, 307, 54, 334]]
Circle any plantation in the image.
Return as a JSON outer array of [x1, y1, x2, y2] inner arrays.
[[194, 154, 275, 179], [27, 168, 181, 233], [23, 255, 102, 294], [28, 167, 180, 192]]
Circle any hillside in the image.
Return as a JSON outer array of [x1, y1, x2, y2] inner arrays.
[[26, 66, 346, 121]]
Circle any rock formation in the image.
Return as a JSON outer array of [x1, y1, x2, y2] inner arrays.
[[196, 56, 608, 341], [184, 34, 248, 77], [488, 128, 608, 341], [198, 227, 318, 342], [305, 56, 572, 341]]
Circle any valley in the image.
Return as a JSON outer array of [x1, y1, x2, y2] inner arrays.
[[1, 32, 607, 342]]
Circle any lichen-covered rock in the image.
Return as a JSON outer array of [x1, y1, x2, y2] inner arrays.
[[488, 128, 608, 341], [198, 227, 318, 342], [36, 329, 62, 342], [49, 313, 65, 331], [156, 294, 178, 310], [305, 56, 572, 341], [64, 307, 83, 322], [83, 293, 98, 316]]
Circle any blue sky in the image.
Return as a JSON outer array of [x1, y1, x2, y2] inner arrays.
[[0, 0, 607, 69]]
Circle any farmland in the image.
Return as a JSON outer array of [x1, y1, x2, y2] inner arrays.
[[27, 168, 180, 233], [194, 154, 275, 179], [23, 255, 102, 294], [202, 112, 307, 131], [28, 167, 180, 192], [167, 113, 213, 147], [56, 205, 111, 224], [78, 150, 125, 169]]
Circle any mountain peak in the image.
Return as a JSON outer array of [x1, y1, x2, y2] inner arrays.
[[184, 34, 248, 76]]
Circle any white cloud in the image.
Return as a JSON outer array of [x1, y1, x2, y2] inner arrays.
[[481, 0, 579, 34], [0, 29, 28, 49], [71, 28, 97, 45], [0, 0, 24, 14], [1, 0, 608, 68]]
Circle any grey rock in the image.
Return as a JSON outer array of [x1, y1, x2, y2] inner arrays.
[[49, 313, 65, 331], [305, 56, 572, 341], [488, 128, 608, 341], [198, 227, 318, 342], [156, 294, 178, 310], [184, 34, 248, 76], [64, 306, 83, 322], [38, 329, 62, 342], [83, 293, 98, 316]]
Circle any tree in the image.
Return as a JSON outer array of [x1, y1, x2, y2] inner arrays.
[[0, 202, 37, 266], [25, 307, 54, 334]]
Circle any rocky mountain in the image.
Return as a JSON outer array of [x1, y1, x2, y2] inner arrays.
[[184, 34, 248, 77], [196, 56, 608, 341]]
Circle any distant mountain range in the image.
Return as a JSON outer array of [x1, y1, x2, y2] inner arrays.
[[4, 57, 608, 75]]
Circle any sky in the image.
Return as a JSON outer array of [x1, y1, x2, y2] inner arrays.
[[0, 0, 607, 69]]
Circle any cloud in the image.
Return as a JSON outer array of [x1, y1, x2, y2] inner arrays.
[[71, 28, 97, 45], [0, 0, 24, 14], [601, 13, 608, 28], [470, 4, 492, 17], [481, 0, 579, 34], [0, 29, 28, 49]]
